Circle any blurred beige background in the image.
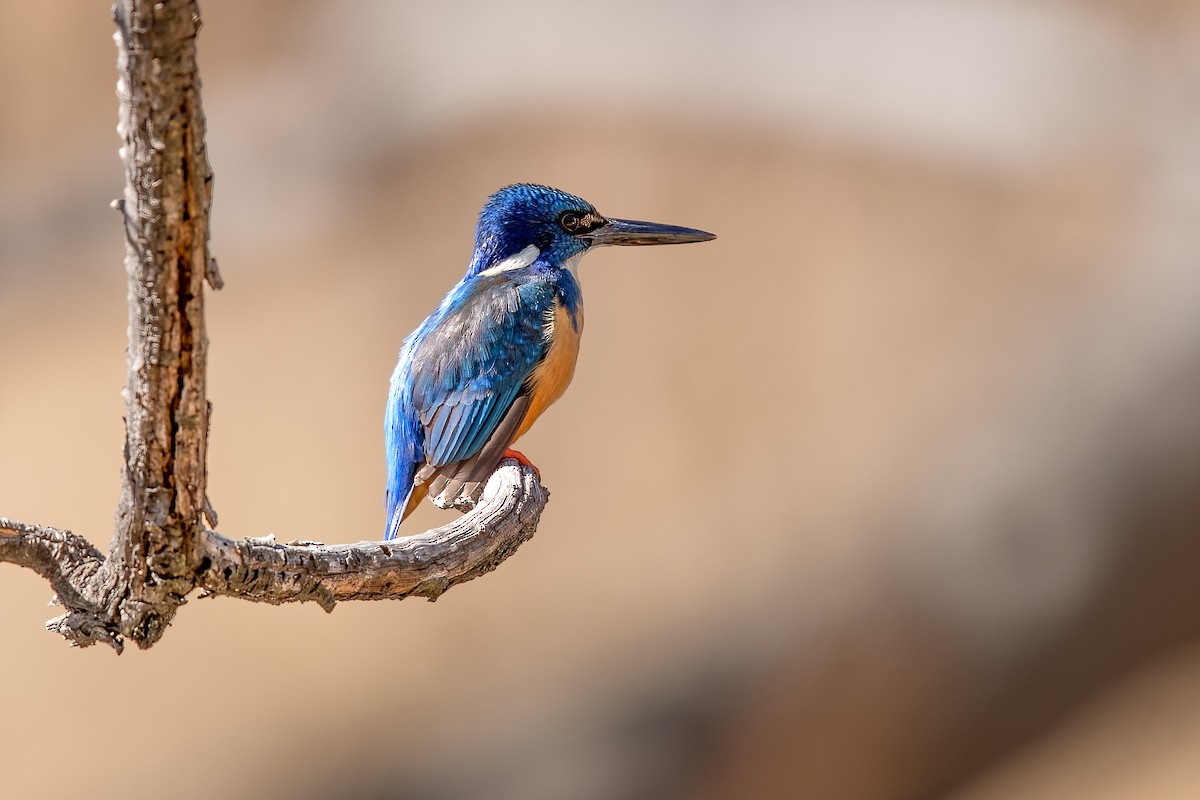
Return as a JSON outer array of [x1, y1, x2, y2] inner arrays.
[[3, 1, 1200, 798]]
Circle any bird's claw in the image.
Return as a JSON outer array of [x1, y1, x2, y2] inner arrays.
[[502, 448, 540, 479]]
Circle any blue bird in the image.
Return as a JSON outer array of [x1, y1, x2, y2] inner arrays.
[[384, 184, 715, 539]]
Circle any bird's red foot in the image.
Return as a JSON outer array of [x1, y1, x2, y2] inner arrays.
[[503, 448, 541, 479]]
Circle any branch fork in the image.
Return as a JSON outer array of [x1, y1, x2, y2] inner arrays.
[[1, 461, 547, 652]]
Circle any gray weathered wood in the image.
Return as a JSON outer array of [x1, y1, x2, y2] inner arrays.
[[199, 461, 548, 608], [0, 460, 547, 650], [0, 0, 547, 652]]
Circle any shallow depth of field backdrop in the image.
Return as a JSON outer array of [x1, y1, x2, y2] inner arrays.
[[4, 2, 1200, 799]]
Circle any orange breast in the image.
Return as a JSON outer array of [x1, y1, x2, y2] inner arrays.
[[515, 299, 584, 441]]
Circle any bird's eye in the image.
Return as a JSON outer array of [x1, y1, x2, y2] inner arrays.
[[559, 212, 581, 233]]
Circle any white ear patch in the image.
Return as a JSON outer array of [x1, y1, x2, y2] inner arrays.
[[478, 244, 540, 277], [562, 252, 584, 278]]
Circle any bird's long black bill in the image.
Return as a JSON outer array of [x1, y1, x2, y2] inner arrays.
[[585, 217, 716, 246]]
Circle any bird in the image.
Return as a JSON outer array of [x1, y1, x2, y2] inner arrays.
[[384, 183, 715, 540]]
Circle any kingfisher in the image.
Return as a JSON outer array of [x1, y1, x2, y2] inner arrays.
[[384, 183, 715, 540]]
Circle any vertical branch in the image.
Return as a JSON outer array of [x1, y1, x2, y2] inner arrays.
[[105, 0, 217, 646]]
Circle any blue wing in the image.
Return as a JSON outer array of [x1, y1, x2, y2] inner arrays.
[[385, 273, 554, 538]]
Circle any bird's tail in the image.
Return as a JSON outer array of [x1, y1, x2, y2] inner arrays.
[[384, 486, 413, 541], [384, 378, 422, 540], [386, 482, 430, 540]]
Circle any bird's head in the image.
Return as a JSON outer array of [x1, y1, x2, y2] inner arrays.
[[467, 183, 715, 277]]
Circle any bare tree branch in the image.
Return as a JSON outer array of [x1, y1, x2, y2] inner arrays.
[[99, 0, 217, 650], [199, 461, 548, 609], [1, 461, 547, 651], [0, 0, 548, 652]]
